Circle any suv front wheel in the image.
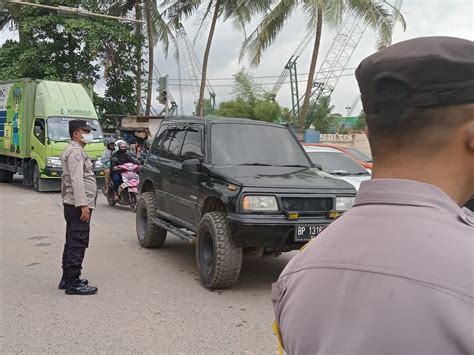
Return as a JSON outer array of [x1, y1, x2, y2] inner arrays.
[[136, 192, 167, 248], [196, 212, 243, 289]]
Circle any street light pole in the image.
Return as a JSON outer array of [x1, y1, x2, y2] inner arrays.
[[5, 0, 146, 23]]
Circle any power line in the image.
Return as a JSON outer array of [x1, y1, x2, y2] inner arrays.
[[167, 73, 355, 87], [162, 67, 357, 82]]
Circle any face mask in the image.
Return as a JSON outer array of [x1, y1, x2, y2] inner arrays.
[[81, 132, 94, 144], [119, 148, 127, 154]]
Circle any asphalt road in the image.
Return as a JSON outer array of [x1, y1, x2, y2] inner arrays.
[[0, 177, 294, 353]]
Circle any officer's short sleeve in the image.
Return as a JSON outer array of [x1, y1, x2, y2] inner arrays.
[[66, 149, 88, 207]]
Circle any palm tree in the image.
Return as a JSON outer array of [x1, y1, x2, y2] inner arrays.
[[162, 0, 272, 117], [240, 0, 406, 133]]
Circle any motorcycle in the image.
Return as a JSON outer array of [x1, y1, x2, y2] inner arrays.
[[104, 163, 140, 212]]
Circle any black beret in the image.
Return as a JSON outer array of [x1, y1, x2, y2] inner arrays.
[[69, 120, 96, 132], [356, 36, 474, 114]]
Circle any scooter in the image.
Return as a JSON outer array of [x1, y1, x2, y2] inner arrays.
[[104, 163, 140, 212]]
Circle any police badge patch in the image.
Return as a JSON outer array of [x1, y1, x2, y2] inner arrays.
[[75, 154, 82, 161]]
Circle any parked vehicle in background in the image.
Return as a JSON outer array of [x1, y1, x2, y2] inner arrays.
[[306, 143, 373, 170], [137, 117, 356, 289], [303, 145, 371, 191], [0, 79, 105, 191]]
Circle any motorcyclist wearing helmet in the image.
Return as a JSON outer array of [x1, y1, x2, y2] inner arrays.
[[110, 140, 139, 201], [101, 138, 116, 193]]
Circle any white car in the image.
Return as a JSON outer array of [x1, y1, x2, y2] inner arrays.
[[304, 146, 371, 190]]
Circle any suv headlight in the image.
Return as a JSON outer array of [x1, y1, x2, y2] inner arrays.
[[94, 160, 104, 169], [242, 196, 279, 212], [46, 157, 62, 168], [335, 196, 355, 211]]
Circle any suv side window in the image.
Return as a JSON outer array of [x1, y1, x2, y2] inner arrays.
[[149, 124, 168, 158], [158, 129, 174, 159], [181, 126, 204, 161], [167, 128, 187, 161]]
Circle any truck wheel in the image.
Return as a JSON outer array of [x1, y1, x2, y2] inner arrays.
[[196, 212, 243, 289], [0, 170, 13, 183], [32, 164, 40, 192], [136, 192, 167, 248]]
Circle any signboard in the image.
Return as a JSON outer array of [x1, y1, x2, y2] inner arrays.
[[320, 133, 354, 143]]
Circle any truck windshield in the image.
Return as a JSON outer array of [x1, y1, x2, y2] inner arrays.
[[47, 117, 104, 142], [211, 123, 311, 167]]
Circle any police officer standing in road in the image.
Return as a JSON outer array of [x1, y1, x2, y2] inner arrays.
[[272, 37, 474, 354], [59, 120, 98, 295]]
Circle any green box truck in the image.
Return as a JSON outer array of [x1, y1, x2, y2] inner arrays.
[[0, 79, 105, 191]]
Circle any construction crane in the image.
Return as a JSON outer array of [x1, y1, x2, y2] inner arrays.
[[269, 29, 314, 105], [288, 0, 403, 119], [175, 24, 216, 112]]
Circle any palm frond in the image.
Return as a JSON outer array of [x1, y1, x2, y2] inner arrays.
[[382, 0, 406, 31], [239, 0, 298, 67], [160, 0, 202, 22], [192, 0, 215, 45], [346, 0, 394, 48], [148, 1, 177, 57], [223, 0, 273, 25]]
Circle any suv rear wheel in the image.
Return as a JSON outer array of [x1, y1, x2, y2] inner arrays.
[[136, 192, 167, 248], [197, 212, 243, 289]]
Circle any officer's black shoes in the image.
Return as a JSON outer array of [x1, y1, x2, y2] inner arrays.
[[58, 278, 88, 290], [65, 284, 98, 295]]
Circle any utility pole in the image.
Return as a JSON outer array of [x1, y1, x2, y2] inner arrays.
[[5, 1, 145, 23]]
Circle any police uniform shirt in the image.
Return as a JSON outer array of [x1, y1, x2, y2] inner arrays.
[[272, 179, 474, 355], [61, 141, 97, 209]]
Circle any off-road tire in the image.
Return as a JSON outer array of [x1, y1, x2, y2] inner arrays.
[[0, 169, 13, 183], [136, 192, 167, 248], [196, 212, 243, 289], [32, 163, 40, 192]]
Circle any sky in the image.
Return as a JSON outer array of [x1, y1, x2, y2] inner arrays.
[[1, 0, 473, 116]]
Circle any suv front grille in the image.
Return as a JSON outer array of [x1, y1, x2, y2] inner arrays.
[[281, 197, 333, 213]]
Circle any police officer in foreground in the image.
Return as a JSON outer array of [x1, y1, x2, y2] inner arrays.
[[59, 120, 98, 295], [273, 37, 474, 354]]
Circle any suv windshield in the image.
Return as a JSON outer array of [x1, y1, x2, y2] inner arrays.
[[47, 117, 104, 142], [307, 151, 369, 175], [211, 123, 310, 167]]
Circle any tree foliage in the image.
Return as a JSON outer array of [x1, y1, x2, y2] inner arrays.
[[0, 1, 141, 122], [354, 110, 367, 131], [305, 96, 338, 133], [216, 69, 281, 122]]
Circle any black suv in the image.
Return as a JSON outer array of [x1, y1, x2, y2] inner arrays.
[[136, 117, 356, 289]]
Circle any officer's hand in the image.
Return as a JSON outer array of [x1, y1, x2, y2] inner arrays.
[[80, 206, 91, 223]]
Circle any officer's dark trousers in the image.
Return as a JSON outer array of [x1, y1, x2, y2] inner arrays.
[[62, 204, 91, 283]]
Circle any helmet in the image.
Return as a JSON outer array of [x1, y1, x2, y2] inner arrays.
[[105, 138, 116, 148], [115, 139, 127, 151]]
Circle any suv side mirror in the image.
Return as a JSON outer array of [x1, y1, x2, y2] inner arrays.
[[313, 164, 322, 171], [182, 158, 201, 173]]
